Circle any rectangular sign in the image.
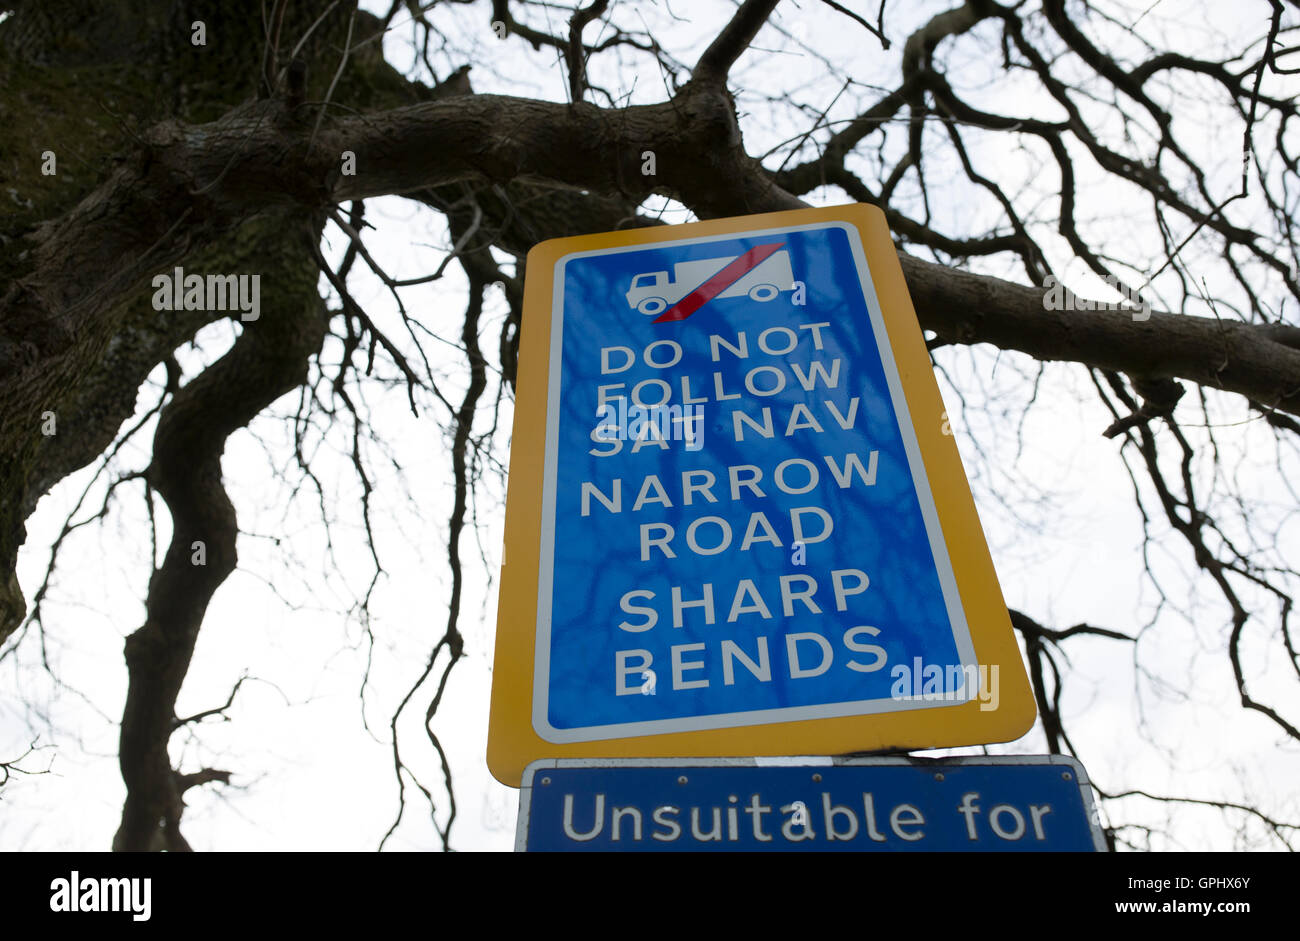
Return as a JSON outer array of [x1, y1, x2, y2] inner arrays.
[[488, 204, 1036, 785], [517, 757, 1106, 852]]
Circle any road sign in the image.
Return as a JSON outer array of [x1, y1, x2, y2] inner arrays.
[[488, 203, 1036, 786], [516, 757, 1106, 852]]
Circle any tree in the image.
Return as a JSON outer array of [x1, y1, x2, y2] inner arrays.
[[1, 0, 1297, 851]]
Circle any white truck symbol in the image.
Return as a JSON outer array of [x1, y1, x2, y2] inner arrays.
[[625, 249, 796, 316]]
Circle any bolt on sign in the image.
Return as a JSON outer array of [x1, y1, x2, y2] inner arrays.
[[487, 203, 1035, 786]]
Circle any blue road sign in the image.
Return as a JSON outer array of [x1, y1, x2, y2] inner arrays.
[[488, 205, 1035, 783], [543, 223, 974, 737], [517, 757, 1106, 852]]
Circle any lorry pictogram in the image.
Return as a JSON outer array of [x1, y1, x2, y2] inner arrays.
[[625, 248, 796, 317]]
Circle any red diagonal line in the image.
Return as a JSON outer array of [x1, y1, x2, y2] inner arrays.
[[653, 241, 786, 324]]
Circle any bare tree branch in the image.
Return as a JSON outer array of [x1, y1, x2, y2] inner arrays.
[[694, 0, 784, 85]]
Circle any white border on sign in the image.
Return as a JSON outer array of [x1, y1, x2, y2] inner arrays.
[[532, 221, 980, 743]]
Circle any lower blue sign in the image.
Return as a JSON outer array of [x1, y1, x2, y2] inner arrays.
[[518, 756, 1105, 851]]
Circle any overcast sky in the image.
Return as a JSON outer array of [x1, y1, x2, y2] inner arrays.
[[2, 0, 1296, 852]]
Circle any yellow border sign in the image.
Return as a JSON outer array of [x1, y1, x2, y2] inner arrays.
[[488, 203, 1035, 786]]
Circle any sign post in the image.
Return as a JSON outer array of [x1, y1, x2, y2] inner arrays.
[[488, 203, 1036, 786]]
